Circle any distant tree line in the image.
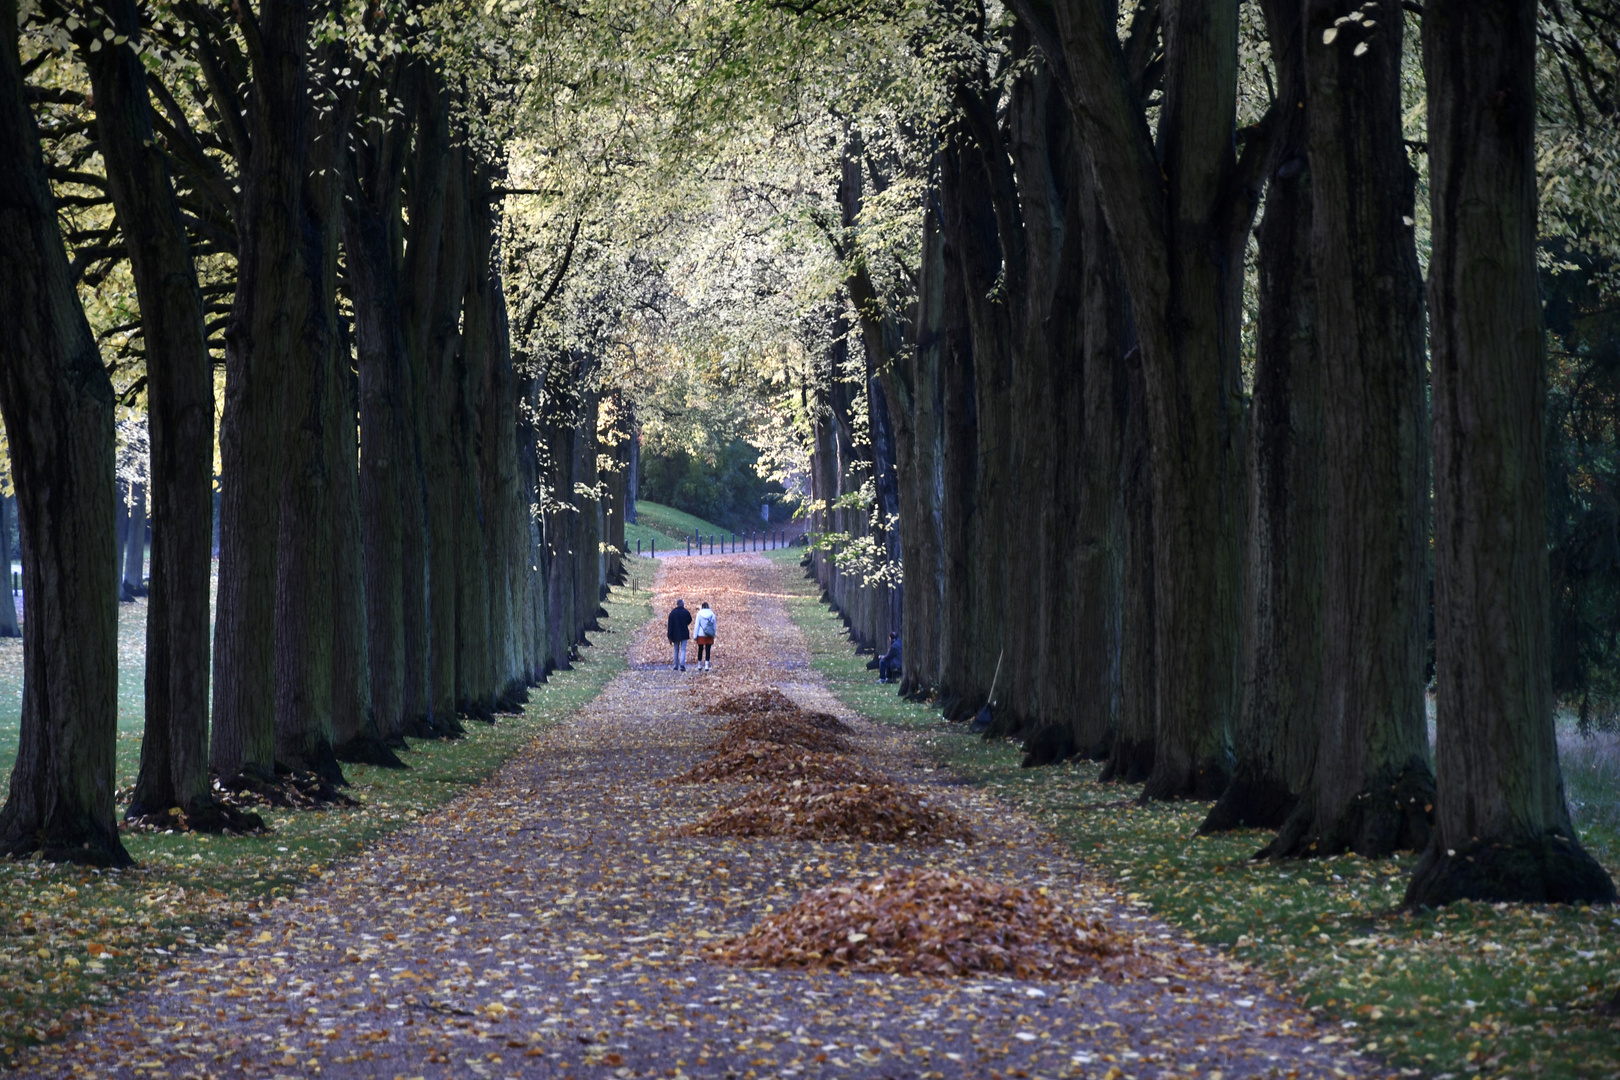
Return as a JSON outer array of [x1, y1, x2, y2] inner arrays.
[[638, 439, 789, 534]]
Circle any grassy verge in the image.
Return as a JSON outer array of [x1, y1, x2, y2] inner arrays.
[[0, 591, 150, 800], [0, 557, 655, 1067], [633, 500, 734, 545], [769, 549, 1620, 1080]]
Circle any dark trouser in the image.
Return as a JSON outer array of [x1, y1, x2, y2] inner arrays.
[[879, 656, 899, 681], [696, 643, 712, 662]]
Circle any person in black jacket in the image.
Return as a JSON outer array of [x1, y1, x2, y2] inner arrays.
[[877, 632, 902, 683], [667, 599, 693, 671]]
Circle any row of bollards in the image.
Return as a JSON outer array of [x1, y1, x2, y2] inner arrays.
[[627, 530, 793, 558]]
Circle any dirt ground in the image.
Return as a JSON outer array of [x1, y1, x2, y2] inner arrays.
[[34, 555, 1384, 1079]]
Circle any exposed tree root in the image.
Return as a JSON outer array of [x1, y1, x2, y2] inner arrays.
[[1140, 755, 1229, 802], [1100, 737, 1155, 784], [1020, 724, 1078, 768], [1260, 763, 1433, 860], [215, 763, 359, 811], [0, 824, 133, 867], [125, 794, 266, 835], [1199, 771, 1298, 834], [334, 733, 408, 769], [285, 742, 348, 787], [403, 713, 465, 740], [1405, 831, 1618, 907]]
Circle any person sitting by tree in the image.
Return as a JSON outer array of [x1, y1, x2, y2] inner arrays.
[[877, 631, 902, 683]]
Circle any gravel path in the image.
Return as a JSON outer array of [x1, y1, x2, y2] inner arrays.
[[38, 555, 1384, 1079]]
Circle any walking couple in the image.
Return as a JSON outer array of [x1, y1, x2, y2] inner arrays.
[[667, 598, 717, 672]]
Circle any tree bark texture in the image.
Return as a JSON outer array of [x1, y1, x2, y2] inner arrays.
[[1408, 0, 1616, 905], [330, 312, 397, 767], [893, 210, 945, 698], [935, 131, 1005, 720], [1065, 151, 1131, 759], [211, 0, 309, 782], [426, 143, 470, 721], [1102, 345, 1158, 785], [343, 134, 411, 743], [450, 158, 496, 716], [1268, 0, 1435, 858], [272, 71, 343, 784], [0, 0, 129, 864], [83, 0, 220, 822], [1034, 0, 1251, 800], [1205, 0, 1323, 834], [936, 150, 981, 721], [397, 67, 452, 735], [475, 201, 530, 704]]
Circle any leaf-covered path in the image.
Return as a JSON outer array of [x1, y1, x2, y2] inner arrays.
[[42, 556, 1383, 1079]]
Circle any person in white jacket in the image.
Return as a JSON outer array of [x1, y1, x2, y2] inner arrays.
[[692, 602, 717, 671]]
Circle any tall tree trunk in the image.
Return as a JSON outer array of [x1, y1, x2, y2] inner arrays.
[[1408, 0, 1616, 906], [211, 0, 310, 783], [0, 496, 19, 637], [425, 144, 470, 722], [343, 194, 409, 744], [1030, 0, 1255, 800], [272, 76, 343, 785], [545, 413, 577, 670], [578, 393, 604, 632], [398, 68, 452, 735], [473, 184, 528, 705], [521, 367, 554, 680], [626, 424, 639, 525], [330, 313, 398, 767], [1205, 0, 1323, 834], [0, 0, 129, 864], [445, 152, 496, 718], [1066, 152, 1130, 759], [997, 55, 1060, 742], [1102, 345, 1158, 784], [114, 479, 130, 601], [1271, 0, 1434, 858], [1136, 0, 1245, 801], [936, 148, 980, 720], [83, 0, 221, 825], [894, 209, 945, 698], [122, 480, 147, 597]]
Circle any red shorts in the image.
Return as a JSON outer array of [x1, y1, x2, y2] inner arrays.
[[695, 636, 714, 645]]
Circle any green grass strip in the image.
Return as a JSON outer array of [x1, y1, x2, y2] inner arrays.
[[631, 500, 737, 545], [770, 549, 1620, 1080]]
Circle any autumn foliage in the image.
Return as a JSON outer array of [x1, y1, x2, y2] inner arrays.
[[676, 780, 975, 844], [670, 741, 884, 785], [715, 868, 1131, 980], [710, 712, 853, 754]]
